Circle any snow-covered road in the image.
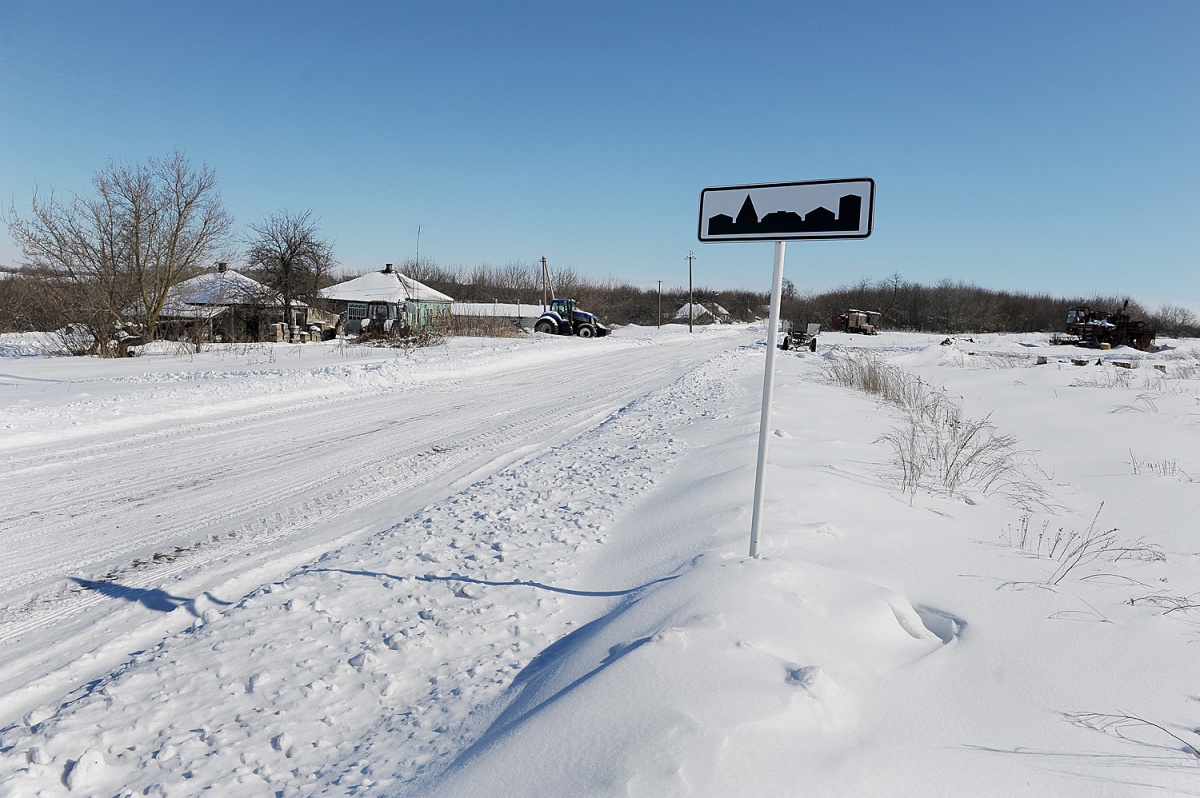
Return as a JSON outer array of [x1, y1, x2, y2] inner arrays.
[[0, 328, 742, 723], [4, 327, 1200, 797]]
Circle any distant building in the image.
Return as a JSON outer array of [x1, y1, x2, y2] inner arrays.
[[320, 264, 453, 335], [673, 302, 714, 324]]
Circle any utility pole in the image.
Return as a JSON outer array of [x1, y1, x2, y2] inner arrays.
[[415, 224, 422, 270], [657, 280, 662, 329], [540, 256, 554, 309], [687, 251, 695, 332]]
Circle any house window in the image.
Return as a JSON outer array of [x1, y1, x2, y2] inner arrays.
[[348, 302, 367, 320]]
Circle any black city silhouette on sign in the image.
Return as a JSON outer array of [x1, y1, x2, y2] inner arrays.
[[707, 193, 863, 237]]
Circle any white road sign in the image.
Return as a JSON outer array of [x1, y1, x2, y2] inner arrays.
[[697, 175, 876, 557], [698, 178, 874, 242]]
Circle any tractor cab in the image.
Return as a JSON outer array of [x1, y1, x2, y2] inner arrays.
[[549, 298, 576, 320]]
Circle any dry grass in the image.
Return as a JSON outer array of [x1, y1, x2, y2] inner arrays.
[[1128, 450, 1185, 478], [825, 352, 1048, 506], [1066, 712, 1200, 760], [1003, 504, 1165, 585], [448, 313, 523, 338], [1128, 592, 1200, 614], [1072, 368, 1135, 389], [356, 326, 447, 351]]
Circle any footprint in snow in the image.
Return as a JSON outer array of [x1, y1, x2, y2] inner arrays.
[[913, 605, 967, 645]]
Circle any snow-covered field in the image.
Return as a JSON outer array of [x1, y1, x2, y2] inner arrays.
[[1, 325, 1199, 796]]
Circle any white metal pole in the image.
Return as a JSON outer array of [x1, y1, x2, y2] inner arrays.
[[688, 252, 694, 333], [749, 241, 787, 558]]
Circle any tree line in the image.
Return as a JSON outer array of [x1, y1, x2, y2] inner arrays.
[[400, 260, 1198, 339], [400, 257, 767, 328], [782, 273, 1195, 338], [781, 274, 1199, 339], [3, 153, 1195, 353]]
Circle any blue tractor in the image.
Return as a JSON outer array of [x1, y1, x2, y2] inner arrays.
[[534, 298, 609, 338]]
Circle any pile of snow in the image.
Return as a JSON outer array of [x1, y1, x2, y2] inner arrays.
[[0, 332, 70, 358]]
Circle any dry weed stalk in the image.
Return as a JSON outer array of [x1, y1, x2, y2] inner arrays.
[[1066, 712, 1200, 760], [1128, 450, 1184, 478], [1128, 592, 1200, 614], [1004, 503, 1165, 584]]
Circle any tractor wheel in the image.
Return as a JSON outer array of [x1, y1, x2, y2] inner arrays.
[[576, 325, 596, 338], [534, 319, 557, 335]]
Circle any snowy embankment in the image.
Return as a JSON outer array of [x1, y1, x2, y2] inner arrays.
[[2, 328, 1199, 796]]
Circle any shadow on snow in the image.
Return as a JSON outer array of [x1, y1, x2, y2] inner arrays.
[[309, 567, 679, 598], [69, 577, 233, 618]]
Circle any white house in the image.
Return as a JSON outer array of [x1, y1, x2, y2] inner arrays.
[[320, 264, 453, 334]]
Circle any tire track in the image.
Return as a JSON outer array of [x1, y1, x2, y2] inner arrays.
[[0, 335, 738, 644]]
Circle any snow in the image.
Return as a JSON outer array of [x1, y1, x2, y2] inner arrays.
[[321, 269, 454, 304], [673, 302, 712, 320], [166, 267, 277, 307], [2, 326, 1199, 796]]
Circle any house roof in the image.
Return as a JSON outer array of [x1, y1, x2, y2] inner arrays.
[[321, 269, 453, 304], [161, 267, 290, 318], [673, 302, 712, 320], [169, 267, 277, 306]]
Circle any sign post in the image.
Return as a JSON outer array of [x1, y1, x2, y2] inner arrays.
[[698, 178, 874, 558]]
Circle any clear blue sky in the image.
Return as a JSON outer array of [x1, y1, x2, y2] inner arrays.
[[2, 1, 1197, 307]]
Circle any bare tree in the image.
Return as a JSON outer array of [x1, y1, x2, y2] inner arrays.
[[244, 209, 336, 328], [1150, 303, 1199, 338], [6, 151, 232, 355]]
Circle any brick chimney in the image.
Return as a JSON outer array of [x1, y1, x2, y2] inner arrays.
[[383, 263, 394, 274], [217, 262, 228, 272]]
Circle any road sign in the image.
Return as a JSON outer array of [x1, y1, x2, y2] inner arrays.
[[698, 178, 874, 242], [698, 176, 875, 558]]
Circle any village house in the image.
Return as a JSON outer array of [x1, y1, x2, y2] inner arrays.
[[673, 302, 714, 324], [157, 263, 338, 343], [320, 264, 453, 335]]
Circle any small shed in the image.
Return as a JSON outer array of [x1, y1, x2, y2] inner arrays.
[[321, 264, 453, 335]]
